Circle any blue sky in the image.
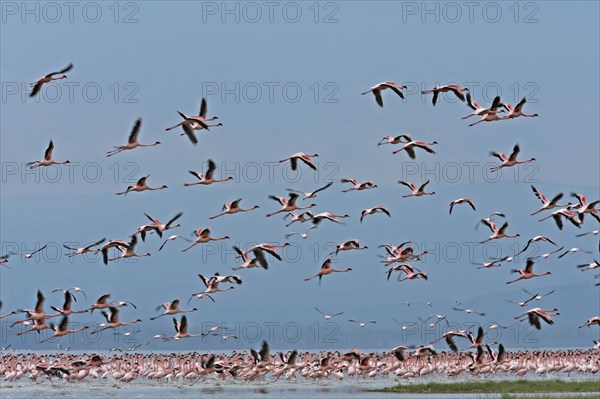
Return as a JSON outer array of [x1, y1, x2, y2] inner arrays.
[[0, 1, 598, 350]]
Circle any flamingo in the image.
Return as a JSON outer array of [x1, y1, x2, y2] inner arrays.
[[578, 317, 600, 328], [40, 315, 89, 343], [209, 199, 260, 219], [278, 152, 319, 171], [310, 212, 349, 225], [392, 139, 438, 158], [106, 118, 160, 157], [475, 212, 506, 231], [506, 259, 551, 284], [462, 93, 504, 119], [116, 175, 167, 195], [449, 198, 476, 215], [506, 291, 540, 307], [106, 235, 151, 263], [386, 264, 427, 282], [49, 290, 88, 316], [184, 159, 233, 186], [530, 186, 570, 215], [490, 144, 536, 172], [480, 222, 520, 244], [181, 228, 229, 252], [27, 140, 71, 169], [29, 63, 73, 97], [244, 243, 290, 268], [398, 180, 435, 197], [165, 97, 217, 144], [20, 244, 48, 259], [150, 298, 198, 320], [63, 238, 105, 257], [190, 274, 235, 298], [100, 240, 131, 265], [466, 95, 505, 126], [501, 97, 539, 119], [91, 307, 142, 334], [515, 308, 559, 330], [361, 82, 406, 107], [136, 212, 182, 241], [377, 134, 412, 146], [304, 258, 352, 285], [157, 315, 218, 342], [331, 239, 368, 256], [539, 209, 582, 230], [287, 181, 334, 200], [360, 206, 391, 222], [571, 192, 600, 223], [558, 247, 592, 259], [517, 236, 557, 255], [421, 84, 469, 106], [266, 193, 315, 217], [231, 246, 263, 271], [471, 256, 509, 269], [341, 179, 377, 192]]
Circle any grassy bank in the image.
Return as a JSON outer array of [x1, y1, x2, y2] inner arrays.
[[376, 379, 600, 394]]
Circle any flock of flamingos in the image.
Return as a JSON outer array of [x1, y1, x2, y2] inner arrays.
[[0, 65, 598, 386]]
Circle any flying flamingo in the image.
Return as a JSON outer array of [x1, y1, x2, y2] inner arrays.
[[136, 212, 182, 241], [530, 186, 570, 215], [421, 84, 469, 106], [209, 199, 259, 219], [501, 97, 539, 119], [63, 238, 105, 257], [106, 235, 151, 263], [91, 307, 142, 334], [462, 93, 504, 119], [516, 235, 557, 255], [150, 298, 198, 320], [49, 291, 88, 316], [231, 246, 263, 271], [181, 228, 229, 252], [480, 222, 520, 244], [361, 82, 406, 107], [398, 180, 435, 197], [184, 159, 233, 186], [27, 140, 70, 169], [40, 315, 89, 343], [304, 258, 352, 285], [278, 152, 319, 171], [341, 179, 377, 192], [378, 134, 412, 146], [348, 319, 377, 328], [515, 308, 559, 329], [539, 209, 582, 230], [449, 198, 476, 215], [106, 118, 160, 157], [29, 63, 73, 97], [571, 192, 600, 223], [287, 181, 334, 200], [266, 193, 315, 217], [116, 175, 167, 196], [490, 144, 536, 172], [310, 212, 350, 225], [360, 206, 391, 222], [506, 259, 551, 284], [165, 97, 218, 144], [331, 239, 368, 256], [392, 139, 438, 158]]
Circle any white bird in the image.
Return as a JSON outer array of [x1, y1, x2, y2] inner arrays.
[[285, 226, 317, 240], [314, 307, 344, 320], [348, 319, 376, 328]]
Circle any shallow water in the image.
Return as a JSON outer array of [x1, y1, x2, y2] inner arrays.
[[2, 377, 599, 399]]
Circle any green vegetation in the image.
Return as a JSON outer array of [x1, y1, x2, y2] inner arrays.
[[376, 379, 600, 394]]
